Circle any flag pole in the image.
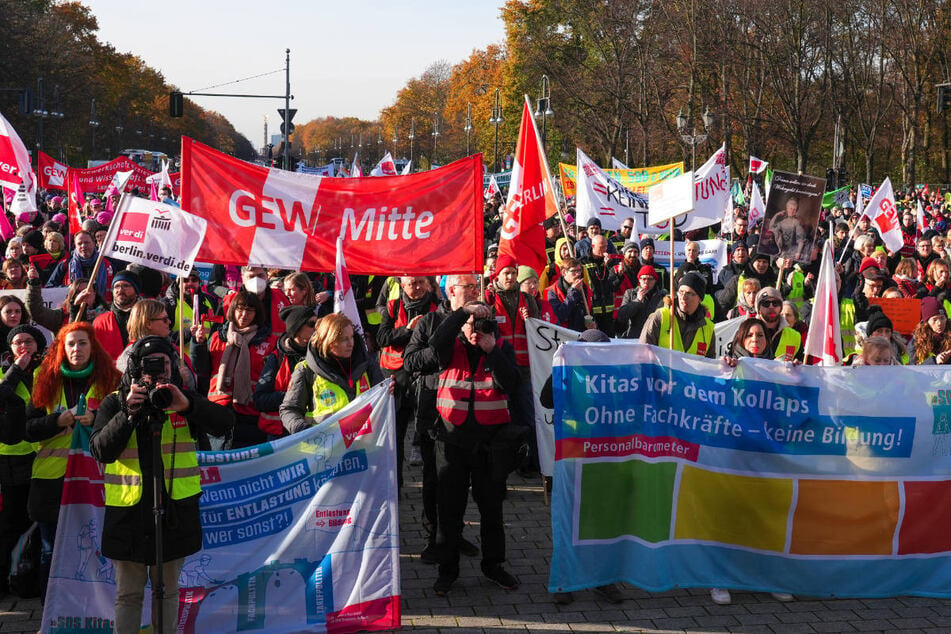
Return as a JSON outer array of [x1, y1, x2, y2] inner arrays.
[[669, 220, 675, 351], [73, 193, 128, 322], [178, 275, 186, 363]]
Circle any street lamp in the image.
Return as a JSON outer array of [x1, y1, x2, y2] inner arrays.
[[115, 123, 124, 151], [432, 112, 440, 166], [408, 117, 416, 168], [534, 75, 554, 145], [624, 127, 630, 167], [489, 88, 503, 173], [392, 124, 398, 155], [32, 77, 49, 153], [89, 98, 100, 160], [464, 102, 473, 156], [675, 105, 714, 171]]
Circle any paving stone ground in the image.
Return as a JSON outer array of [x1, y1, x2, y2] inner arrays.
[[3, 465, 950, 633]]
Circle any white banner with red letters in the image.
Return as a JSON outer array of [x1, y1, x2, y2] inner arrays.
[[42, 383, 400, 634], [38, 151, 181, 195], [180, 137, 484, 275]]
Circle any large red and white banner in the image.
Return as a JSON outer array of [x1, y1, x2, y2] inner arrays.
[[0, 112, 37, 214], [37, 151, 181, 195], [181, 137, 484, 275]]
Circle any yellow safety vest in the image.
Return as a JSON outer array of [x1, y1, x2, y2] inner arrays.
[[175, 294, 215, 337], [658, 307, 715, 356], [32, 379, 104, 480], [365, 276, 382, 326], [773, 327, 802, 360], [104, 411, 201, 507], [0, 372, 36, 457], [304, 367, 370, 421], [786, 269, 805, 310], [840, 299, 857, 358]]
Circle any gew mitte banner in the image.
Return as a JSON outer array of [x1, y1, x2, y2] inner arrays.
[[42, 383, 400, 633], [558, 161, 683, 199], [37, 151, 181, 196], [550, 341, 951, 598], [181, 137, 483, 275]]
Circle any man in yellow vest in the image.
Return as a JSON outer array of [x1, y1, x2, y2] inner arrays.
[[91, 336, 234, 634], [754, 287, 803, 361], [640, 272, 716, 358]]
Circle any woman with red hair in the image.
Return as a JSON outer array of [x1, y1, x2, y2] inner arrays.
[[25, 322, 119, 603]]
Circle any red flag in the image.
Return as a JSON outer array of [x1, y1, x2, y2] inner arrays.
[[497, 97, 559, 275], [181, 137, 483, 275], [66, 169, 85, 236], [37, 151, 68, 189]]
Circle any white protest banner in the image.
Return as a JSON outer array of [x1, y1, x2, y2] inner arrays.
[[648, 170, 694, 226], [574, 148, 649, 231], [102, 196, 207, 277], [527, 318, 581, 476], [0, 287, 69, 345], [43, 383, 400, 633], [649, 239, 728, 278]]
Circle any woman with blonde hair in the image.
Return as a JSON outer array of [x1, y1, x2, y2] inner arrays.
[[25, 322, 120, 601], [280, 313, 383, 434]]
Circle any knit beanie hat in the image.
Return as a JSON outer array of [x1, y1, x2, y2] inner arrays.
[[679, 271, 706, 300], [865, 306, 893, 335], [921, 296, 941, 322], [516, 265, 538, 284], [6, 324, 47, 356], [637, 265, 657, 280], [279, 305, 316, 339]]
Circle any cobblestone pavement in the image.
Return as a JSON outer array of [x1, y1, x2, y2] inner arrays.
[[3, 470, 951, 633]]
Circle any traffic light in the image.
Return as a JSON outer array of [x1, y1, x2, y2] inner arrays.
[[938, 83, 951, 113], [837, 167, 848, 188], [169, 91, 184, 118], [826, 168, 836, 191]]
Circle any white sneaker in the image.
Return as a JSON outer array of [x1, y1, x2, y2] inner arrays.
[[771, 592, 794, 602], [710, 587, 731, 605]]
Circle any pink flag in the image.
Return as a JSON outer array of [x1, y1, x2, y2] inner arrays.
[[803, 240, 842, 365], [0, 192, 15, 241], [334, 236, 365, 338]]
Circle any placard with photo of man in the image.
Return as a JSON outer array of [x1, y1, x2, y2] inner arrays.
[[756, 171, 826, 263]]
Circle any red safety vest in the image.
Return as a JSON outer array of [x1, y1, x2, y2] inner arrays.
[[257, 351, 296, 436], [436, 339, 510, 427], [612, 263, 636, 319], [379, 297, 438, 371], [487, 289, 529, 366], [93, 310, 126, 362]]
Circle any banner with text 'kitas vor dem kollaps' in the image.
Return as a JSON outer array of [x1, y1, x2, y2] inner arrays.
[[181, 137, 483, 275], [550, 342, 951, 598]]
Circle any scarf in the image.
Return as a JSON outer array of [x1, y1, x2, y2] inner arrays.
[[213, 322, 258, 406], [68, 249, 108, 297]]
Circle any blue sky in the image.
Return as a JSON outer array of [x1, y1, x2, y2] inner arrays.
[[83, 1, 507, 147]]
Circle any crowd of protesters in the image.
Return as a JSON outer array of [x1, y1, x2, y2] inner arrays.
[[0, 177, 945, 625]]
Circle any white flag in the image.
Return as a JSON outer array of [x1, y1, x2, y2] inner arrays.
[[350, 152, 363, 178], [334, 236, 365, 338], [748, 181, 766, 228], [749, 155, 768, 175], [574, 147, 648, 231], [917, 198, 926, 233], [611, 157, 628, 169], [855, 184, 864, 218], [0, 113, 37, 214], [803, 240, 842, 366], [400, 160, 412, 176], [370, 152, 398, 177], [692, 144, 730, 228], [863, 177, 903, 253], [484, 174, 500, 199], [109, 170, 134, 194], [101, 196, 207, 277]]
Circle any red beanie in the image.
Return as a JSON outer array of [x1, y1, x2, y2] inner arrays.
[[494, 254, 518, 278], [637, 265, 657, 280]]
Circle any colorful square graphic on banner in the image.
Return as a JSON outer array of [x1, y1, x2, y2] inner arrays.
[[790, 480, 899, 555], [578, 460, 676, 542]]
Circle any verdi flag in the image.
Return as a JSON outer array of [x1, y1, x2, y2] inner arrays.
[[497, 96, 559, 275], [101, 195, 207, 277], [748, 181, 766, 228], [748, 155, 768, 175], [863, 177, 903, 253], [370, 152, 397, 177], [0, 112, 37, 215], [822, 185, 851, 209]]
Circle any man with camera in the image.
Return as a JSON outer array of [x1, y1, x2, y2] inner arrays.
[[91, 336, 234, 633], [423, 299, 522, 596]]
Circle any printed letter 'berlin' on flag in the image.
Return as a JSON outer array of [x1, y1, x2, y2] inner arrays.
[[0, 112, 37, 214], [335, 235, 365, 339], [100, 195, 207, 277], [803, 239, 841, 366], [862, 177, 903, 253], [181, 137, 483, 275], [497, 96, 559, 275]]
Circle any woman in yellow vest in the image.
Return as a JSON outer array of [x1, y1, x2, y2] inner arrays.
[[0, 325, 46, 595], [280, 313, 384, 434], [90, 336, 234, 633], [25, 321, 119, 603]]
